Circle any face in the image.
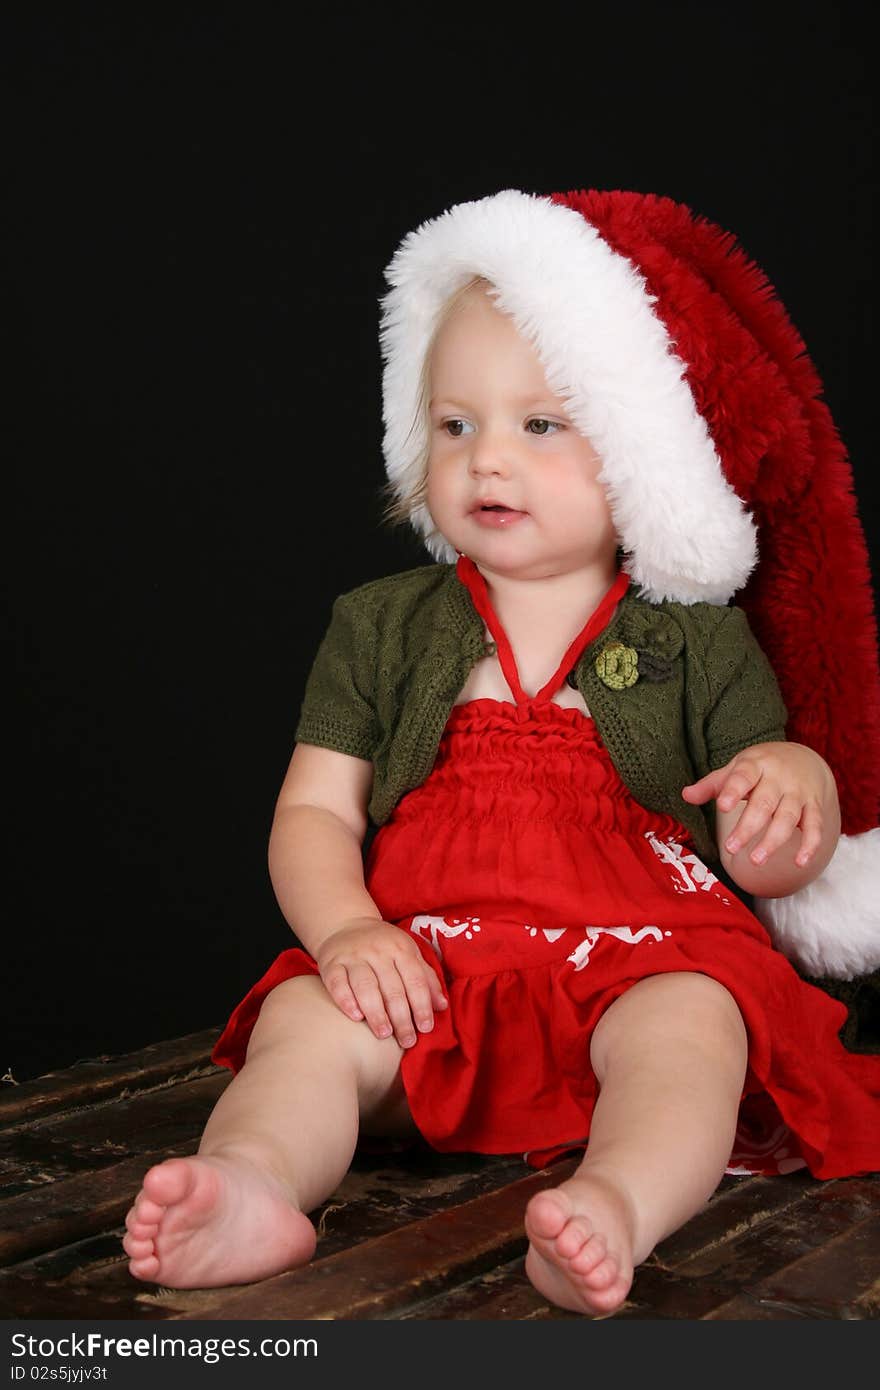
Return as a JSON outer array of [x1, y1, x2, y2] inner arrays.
[[425, 285, 618, 581]]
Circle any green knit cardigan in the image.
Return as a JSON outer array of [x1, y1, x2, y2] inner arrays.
[[294, 563, 789, 863]]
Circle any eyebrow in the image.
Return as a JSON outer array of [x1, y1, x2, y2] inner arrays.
[[429, 394, 563, 409]]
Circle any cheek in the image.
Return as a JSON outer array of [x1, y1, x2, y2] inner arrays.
[[583, 484, 616, 530], [541, 467, 615, 529], [426, 464, 454, 512], [422, 475, 444, 522], [533, 460, 590, 506]]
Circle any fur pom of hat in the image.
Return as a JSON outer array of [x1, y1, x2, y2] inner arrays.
[[379, 188, 880, 980]]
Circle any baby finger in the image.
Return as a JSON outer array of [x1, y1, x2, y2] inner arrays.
[[794, 801, 823, 866], [716, 760, 761, 812], [375, 972, 421, 1048], [725, 785, 779, 854], [346, 963, 396, 1041], [322, 963, 365, 1022], [395, 964, 439, 1036], [749, 794, 803, 864], [425, 965, 449, 1012]]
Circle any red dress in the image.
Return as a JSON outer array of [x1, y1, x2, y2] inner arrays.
[[213, 559, 880, 1179]]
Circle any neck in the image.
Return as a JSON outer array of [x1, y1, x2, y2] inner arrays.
[[473, 555, 622, 628]]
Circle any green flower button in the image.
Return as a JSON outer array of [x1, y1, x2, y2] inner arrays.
[[595, 641, 639, 690]]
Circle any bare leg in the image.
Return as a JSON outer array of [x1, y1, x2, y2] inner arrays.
[[122, 975, 416, 1288], [524, 971, 748, 1316]]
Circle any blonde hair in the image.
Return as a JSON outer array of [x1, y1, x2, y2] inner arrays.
[[377, 275, 493, 541]]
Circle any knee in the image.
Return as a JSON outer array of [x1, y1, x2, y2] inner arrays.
[[673, 973, 748, 1058], [590, 972, 748, 1081], [245, 974, 338, 1057], [245, 974, 406, 1104]]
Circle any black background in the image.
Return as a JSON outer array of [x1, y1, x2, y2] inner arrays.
[[5, 6, 876, 1081]]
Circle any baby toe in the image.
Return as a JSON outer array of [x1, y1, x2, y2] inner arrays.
[[525, 1189, 572, 1243], [127, 1254, 160, 1280], [569, 1232, 608, 1275], [133, 1193, 166, 1225], [587, 1274, 631, 1315], [582, 1255, 622, 1293], [125, 1208, 157, 1236], [555, 1214, 596, 1260], [122, 1232, 155, 1260], [142, 1157, 194, 1206]]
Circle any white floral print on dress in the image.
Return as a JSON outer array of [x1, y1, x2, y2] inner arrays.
[[410, 914, 481, 958], [566, 924, 672, 973], [644, 831, 731, 904], [523, 925, 567, 942]]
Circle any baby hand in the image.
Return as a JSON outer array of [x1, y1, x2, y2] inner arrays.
[[315, 917, 448, 1049], [682, 741, 837, 869]]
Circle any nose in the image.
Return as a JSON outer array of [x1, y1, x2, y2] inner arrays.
[[467, 425, 514, 479]]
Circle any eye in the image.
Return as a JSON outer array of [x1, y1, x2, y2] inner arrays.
[[441, 418, 474, 437], [527, 418, 562, 435]]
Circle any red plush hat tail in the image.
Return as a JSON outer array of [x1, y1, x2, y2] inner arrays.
[[740, 397, 880, 836]]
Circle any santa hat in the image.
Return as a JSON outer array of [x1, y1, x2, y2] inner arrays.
[[378, 188, 880, 982]]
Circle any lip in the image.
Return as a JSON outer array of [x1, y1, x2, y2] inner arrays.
[[470, 502, 529, 528]]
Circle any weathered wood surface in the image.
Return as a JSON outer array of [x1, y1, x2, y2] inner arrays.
[[2, 1031, 878, 1320]]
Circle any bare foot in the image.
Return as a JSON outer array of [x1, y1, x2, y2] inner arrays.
[[524, 1172, 637, 1316], [122, 1154, 317, 1288]]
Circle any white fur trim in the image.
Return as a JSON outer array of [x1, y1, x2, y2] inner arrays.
[[752, 829, 880, 980], [379, 189, 758, 605]]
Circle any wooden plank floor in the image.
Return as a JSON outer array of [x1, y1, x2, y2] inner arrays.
[[2, 1031, 878, 1320]]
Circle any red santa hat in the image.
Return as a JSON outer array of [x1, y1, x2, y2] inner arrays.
[[378, 187, 880, 981]]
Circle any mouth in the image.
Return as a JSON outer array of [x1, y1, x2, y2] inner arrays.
[[471, 502, 526, 514], [470, 502, 529, 528]]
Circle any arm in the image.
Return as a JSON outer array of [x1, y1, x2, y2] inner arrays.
[[268, 741, 447, 1045], [268, 741, 381, 956]]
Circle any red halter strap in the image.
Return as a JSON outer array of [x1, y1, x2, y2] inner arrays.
[[456, 555, 630, 716]]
